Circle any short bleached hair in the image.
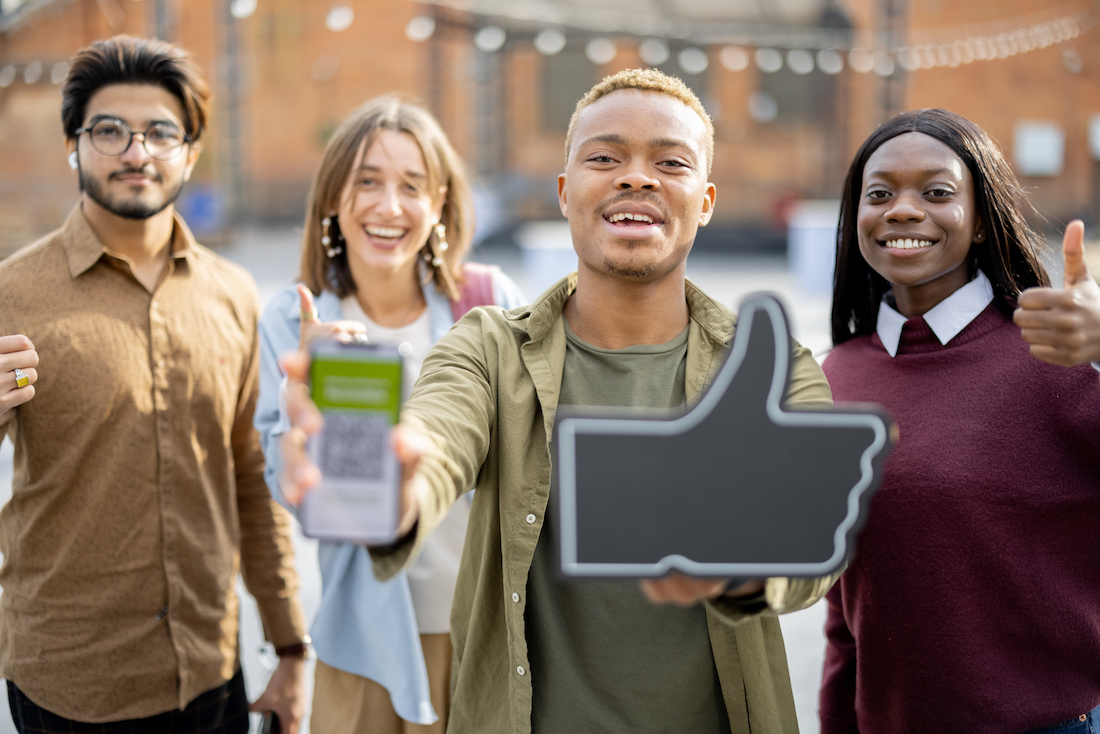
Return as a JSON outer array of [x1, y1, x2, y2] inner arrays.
[[564, 68, 715, 175]]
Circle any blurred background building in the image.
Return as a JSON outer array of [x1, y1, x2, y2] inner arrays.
[[2, 3, 1098, 731], [1, 0, 1098, 256]]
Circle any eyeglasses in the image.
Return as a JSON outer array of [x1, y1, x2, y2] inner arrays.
[[74, 118, 192, 161]]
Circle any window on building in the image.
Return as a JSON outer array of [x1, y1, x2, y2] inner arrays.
[[756, 65, 829, 125], [541, 47, 596, 133]]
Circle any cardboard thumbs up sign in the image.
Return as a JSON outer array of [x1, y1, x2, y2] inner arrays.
[[554, 294, 895, 580]]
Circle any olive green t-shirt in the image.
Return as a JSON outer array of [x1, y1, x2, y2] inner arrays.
[[525, 319, 732, 734]]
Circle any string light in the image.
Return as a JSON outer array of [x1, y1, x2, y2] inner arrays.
[[0, 9, 1092, 99], [325, 5, 354, 32], [474, 25, 506, 52], [406, 16, 436, 42], [531, 8, 1093, 77], [638, 38, 670, 66], [755, 47, 783, 73], [787, 49, 814, 75], [534, 28, 566, 55], [678, 47, 708, 74], [22, 61, 41, 85], [585, 38, 616, 65], [720, 46, 750, 72]]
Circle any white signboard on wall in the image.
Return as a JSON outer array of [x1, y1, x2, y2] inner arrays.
[[1015, 122, 1065, 176]]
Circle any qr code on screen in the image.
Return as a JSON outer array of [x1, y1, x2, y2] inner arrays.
[[316, 411, 390, 480]]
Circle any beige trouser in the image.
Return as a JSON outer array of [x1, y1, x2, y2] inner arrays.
[[311, 633, 452, 734]]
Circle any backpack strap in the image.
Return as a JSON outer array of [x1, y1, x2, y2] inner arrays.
[[450, 262, 500, 321]]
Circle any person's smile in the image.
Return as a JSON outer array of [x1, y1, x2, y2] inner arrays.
[[361, 223, 411, 250], [600, 198, 667, 240]]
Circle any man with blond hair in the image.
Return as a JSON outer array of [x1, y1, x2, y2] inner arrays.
[[281, 68, 837, 732]]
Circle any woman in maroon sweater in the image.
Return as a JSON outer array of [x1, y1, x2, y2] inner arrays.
[[819, 108, 1100, 734]]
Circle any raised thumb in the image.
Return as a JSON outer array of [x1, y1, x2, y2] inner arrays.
[[1062, 220, 1089, 288], [297, 283, 319, 322]]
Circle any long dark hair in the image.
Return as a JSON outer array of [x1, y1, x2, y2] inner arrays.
[[831, 108, 1049, 346]]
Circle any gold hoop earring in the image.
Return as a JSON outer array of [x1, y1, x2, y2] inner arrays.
[[322, 212, 343, 258]]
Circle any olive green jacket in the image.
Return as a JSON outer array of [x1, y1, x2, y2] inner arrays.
[[372, 274, 839, 734]]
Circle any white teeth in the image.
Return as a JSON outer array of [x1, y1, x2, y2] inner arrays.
[[607, 212, 655, 224], [886, 238, 933, 250], [366, 226, 405, 239]]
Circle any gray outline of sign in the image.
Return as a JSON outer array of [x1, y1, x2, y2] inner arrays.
[[556, 294, 891, 578]]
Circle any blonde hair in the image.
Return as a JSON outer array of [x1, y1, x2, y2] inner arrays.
[[299, 96, 473, 301], [564, 68, 715, 175]]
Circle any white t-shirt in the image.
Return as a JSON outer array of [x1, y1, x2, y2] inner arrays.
[[341, 295, 471, 634]]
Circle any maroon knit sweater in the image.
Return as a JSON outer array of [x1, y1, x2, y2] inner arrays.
[[819, 303, 1100, 734]]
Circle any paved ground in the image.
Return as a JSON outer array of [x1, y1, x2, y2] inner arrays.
[[0, 223, 850, 733]]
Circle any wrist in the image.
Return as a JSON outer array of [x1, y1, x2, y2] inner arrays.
[[275, 636, 313, 660]]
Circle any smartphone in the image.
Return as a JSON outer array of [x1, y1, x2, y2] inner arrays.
[[260, 712, 280, 734], [302, 338, 403, 544]]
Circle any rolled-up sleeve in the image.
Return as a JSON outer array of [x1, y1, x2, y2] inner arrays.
[[369, 312, 497, 580]]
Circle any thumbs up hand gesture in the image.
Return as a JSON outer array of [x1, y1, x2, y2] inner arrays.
[[1014, 220, 1100, 367], [296, 284, 367, 352]]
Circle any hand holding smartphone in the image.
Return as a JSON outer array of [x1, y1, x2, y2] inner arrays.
[[301, 338, 403, 545]]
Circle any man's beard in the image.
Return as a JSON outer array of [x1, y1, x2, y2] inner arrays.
[[81, 165, 185, 220], [603, 258, 654, 279]]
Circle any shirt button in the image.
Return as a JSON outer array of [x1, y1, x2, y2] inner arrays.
[[511, 592, 520, 603], [525, 514, 536, 524], [516, 666, 525, 676]]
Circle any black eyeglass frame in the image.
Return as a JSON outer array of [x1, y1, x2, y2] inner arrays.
[[74, 118, 193, 161]]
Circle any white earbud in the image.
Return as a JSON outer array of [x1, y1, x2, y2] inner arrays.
[[68, 152, 78, 170]]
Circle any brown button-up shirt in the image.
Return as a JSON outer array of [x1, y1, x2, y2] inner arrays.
[[0, 206, 306, 722]]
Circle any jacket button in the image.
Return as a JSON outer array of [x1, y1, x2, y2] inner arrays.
[[517, 666, 526, 676], [512, 592, 520, 602], [525, 513, 536, 524]]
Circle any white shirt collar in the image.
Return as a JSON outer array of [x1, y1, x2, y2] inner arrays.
[[875, 270, 994, 357]]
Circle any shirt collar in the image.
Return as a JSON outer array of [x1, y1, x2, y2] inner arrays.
[[875, 270, 994, 357], [515, 274, 733, 347], [61, 203, 195, 280]]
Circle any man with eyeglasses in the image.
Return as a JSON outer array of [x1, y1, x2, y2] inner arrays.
[[0, 36, 309, 734]]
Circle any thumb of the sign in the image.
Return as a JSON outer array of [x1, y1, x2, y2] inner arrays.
[[1014, 220, 1100, 367]]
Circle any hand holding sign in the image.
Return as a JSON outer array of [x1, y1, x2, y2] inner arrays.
[[554, 294, 894, 580], [1014, 220, 1100, 367]]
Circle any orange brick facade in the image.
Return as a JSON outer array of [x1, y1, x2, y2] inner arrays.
[[0, 0, 1097, 253]]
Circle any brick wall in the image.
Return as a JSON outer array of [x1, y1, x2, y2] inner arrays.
[[1, 0, 1097, 256]]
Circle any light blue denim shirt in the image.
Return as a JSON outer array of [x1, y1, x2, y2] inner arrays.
[[255, 268, 524, 724]]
